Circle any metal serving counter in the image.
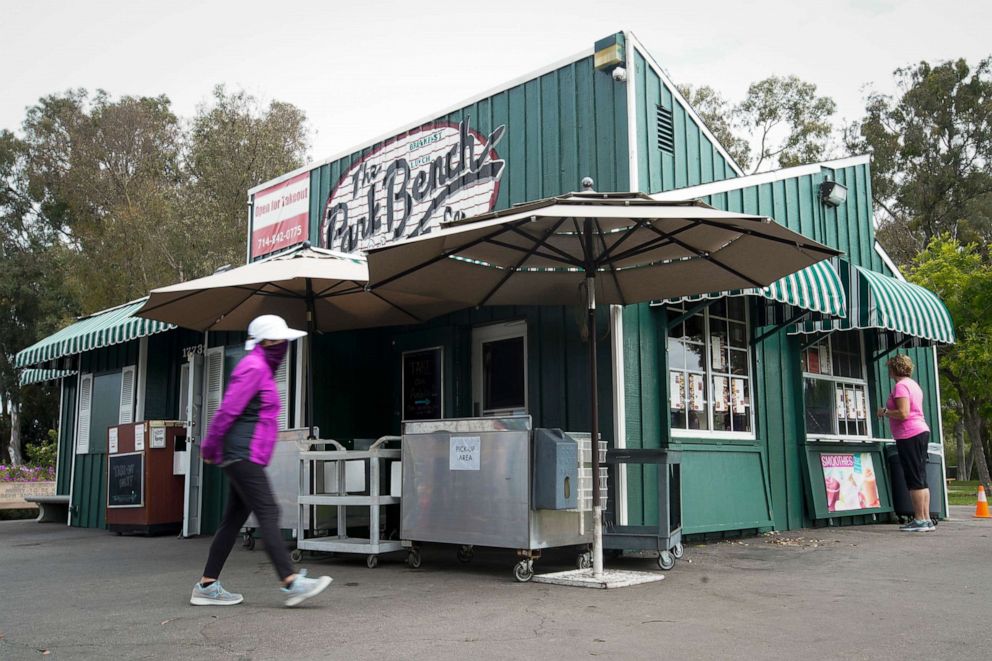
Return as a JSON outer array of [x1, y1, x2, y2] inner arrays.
[[400, 415, 597, 581]]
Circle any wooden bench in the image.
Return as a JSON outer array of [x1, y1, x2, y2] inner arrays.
[[23, 495, 70, 523]]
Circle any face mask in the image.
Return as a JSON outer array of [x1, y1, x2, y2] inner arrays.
[[261, 341, 288, 370]]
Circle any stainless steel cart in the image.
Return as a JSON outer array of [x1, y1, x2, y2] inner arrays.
[[400, 416, 603, 581], [295, 436, 404, 568]]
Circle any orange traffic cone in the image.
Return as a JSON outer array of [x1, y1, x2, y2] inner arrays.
[[975, 485, 991, 518]]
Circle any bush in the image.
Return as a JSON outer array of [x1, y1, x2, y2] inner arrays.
[[27, 432, 58, 469], [0, 464, 55, 482]]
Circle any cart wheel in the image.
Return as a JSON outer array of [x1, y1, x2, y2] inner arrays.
[[456, 545, 474, 564], [930, 516, 939, 528], [576, 552, 592, 570], [366, 555, 379, 569], [671, 542, 684, 560], [291, 549, 303, 563], [242, 533, 255, 550], [513, 560, 534, 583], [657, 551, 675, 570], [406, 549, 422, 569]]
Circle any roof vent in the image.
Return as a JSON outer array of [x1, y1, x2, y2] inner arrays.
[[656, 105, 675, 154]]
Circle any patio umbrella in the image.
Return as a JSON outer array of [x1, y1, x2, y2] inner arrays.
[[366, 185, 842, 579], [136, 243, 461, 438]]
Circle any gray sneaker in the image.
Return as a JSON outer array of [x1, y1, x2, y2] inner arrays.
[[190, 581, 244, 606], [899, 519, 935, 532], [282, 569, 332, 607]]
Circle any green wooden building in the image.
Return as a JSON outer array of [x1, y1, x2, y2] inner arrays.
[[17, 30, 953, 538]]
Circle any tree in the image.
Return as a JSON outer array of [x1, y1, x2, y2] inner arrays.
[[847, 57, 992, 267], [180, 86, 310, 277], [20, 90, 186, 311], [737, 76, 837, 174], [678, 84, 751, 168], [0, 130, 76, 464], [907, 236, 992, 493], [681, 76, 837, 174]]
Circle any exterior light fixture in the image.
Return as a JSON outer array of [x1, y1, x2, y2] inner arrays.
[[820, 180, 848, 207]]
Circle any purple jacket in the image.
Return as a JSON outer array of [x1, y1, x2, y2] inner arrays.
[[201, 346, 282, 466]]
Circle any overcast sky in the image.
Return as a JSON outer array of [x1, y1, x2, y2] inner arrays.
[[3, 0, 990, 163]]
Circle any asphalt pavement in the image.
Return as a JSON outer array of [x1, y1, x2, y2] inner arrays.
[[1, 507, 990, 660]]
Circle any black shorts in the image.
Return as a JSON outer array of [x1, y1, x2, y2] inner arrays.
[[896, 431, 930, 490]]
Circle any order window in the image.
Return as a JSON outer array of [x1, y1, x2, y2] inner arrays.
[[667, 298, 753, 435], [802, 332, 870, 438]]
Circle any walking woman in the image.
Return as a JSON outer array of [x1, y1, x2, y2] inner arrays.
[[878, 354, 934, 532], [191, 315, 332, 606]]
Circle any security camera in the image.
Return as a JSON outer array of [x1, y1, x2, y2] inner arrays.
[[612, 66, 627, 83]]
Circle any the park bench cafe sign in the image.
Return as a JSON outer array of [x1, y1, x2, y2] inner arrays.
[[321, 117, 506, 253]]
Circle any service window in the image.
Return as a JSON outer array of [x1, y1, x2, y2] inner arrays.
[[472, 321, 527, 416], [802, 332, 870, 438], [667, 298, 754, 437]]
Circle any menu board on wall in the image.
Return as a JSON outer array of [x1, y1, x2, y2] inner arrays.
[[403, 348, 443, 420], [107, 452, 143, 508], [855, 390, 867, 420]]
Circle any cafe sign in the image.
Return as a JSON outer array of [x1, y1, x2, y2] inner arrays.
[[321, 117, 506, 254]]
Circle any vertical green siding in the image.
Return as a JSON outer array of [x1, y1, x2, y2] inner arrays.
[[56, 377, 76, 496], [71, 453, 106, 529], [625, 160, 945, 533], [303, 54, 628, 247], [144, 329, 201, 420], [631, 48, 740, 193], [71, 341, 139, 528]]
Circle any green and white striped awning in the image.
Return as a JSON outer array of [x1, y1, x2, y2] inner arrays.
[[653, 259, 847, 319], [15, 298, 175, 368], [19, 369, 77, 386], [791, 263, 955, 344]]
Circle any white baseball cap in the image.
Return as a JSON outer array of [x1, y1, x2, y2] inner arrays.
[[245, 315, 307, 351]]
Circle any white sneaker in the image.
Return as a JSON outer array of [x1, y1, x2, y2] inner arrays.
[[190, 581, 244, 606], [281, 569, 332, 607]]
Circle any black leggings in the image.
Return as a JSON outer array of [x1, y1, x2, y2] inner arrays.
[[202, 460, 294, 582]]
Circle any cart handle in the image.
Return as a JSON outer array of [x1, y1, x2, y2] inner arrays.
[[370, 435, 401, 451], [296, 438, 346, 451]]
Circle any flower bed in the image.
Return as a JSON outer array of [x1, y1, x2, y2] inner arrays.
[[1, 465, 56, 482]]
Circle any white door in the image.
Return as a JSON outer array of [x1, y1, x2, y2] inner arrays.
[[471, 321, 528, 417]]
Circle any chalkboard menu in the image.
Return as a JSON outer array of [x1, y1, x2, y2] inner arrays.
[[403, 347, 443, 420], [108, 452, 143, 508]]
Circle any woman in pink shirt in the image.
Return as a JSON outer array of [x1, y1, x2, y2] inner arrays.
[[877, 354, 933, 532]]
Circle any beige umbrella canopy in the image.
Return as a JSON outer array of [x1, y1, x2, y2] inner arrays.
[[137, 245, 458, 332], [367, 187, 842, 579], [137, 244, 462, 437]]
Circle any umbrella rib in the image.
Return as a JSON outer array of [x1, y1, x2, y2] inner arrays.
[[643, 224, 767, 288], [604, 220, 702, 264], [503, 226, 584, 266], [475, 218, 570, 307], [370, 218, 536, 289], [366, 289, 426, 323], [594, 219, 627, 306], [684, 217, 834, 253], [316, 280, 363, 298], [485, 237, 582, 268]]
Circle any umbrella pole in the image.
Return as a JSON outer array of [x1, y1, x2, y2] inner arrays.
[[306, 279, 316, 440], [586, 275, 604, 579]]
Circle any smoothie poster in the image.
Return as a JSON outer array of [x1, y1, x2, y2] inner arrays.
[[821, 453, 880, 512]]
